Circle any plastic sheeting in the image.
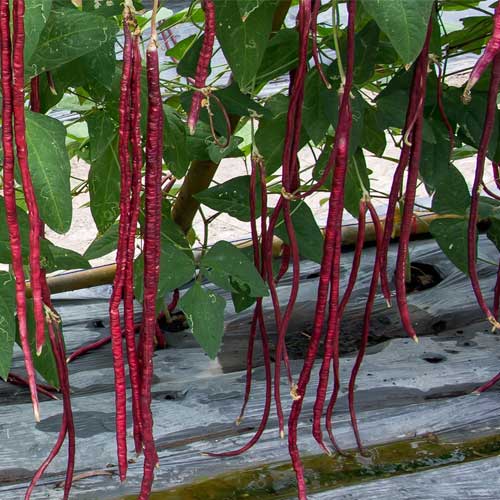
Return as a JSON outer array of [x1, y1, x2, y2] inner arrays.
[[0, 236, 499, 499]]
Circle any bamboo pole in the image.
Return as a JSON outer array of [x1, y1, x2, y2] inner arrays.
[[27, 211, 441, 297]]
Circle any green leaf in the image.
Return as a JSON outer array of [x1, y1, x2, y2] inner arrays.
[[361, 105, 386, 157], [77, 39, 117, 91], [179, 282, 226, 359], [177, 35, 211, 78], [352, 20, 380, 85], [255, 94, 309, 175], [25, 0, 53, 64], [88, 138, 121, 233], [429, 218, 469, 274], [167, 34, 197, 61], [275, 201, 324, 264], [207, 136, 244, 164], [0, 272, 16, 380], [86, 110, 117, 163], [215, 82, 270, 119], [195, 175, 261, 222], [134, 239, 196, 305], [360, 0, 434, 64], [28, 7, 119, 76], [201, 241, 268, 298], [487, 218, 500, 252], [44, 243, 90, 272], [431, 165, 470, 215], [345, 149, 370, 218], [255, 28, 299, 87], [214, 0, 279, 92], [25, 110, 72, 234], [163, 106, 190, 178], [302, 67, 338, 144], [84, 222, 119, 260], [419, 117, 453, 193], [444, 86, 500, 162], [231, 290, 256, 313]]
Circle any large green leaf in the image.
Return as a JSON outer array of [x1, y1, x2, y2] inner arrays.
[[134, 240, 196, 305], [195, 175, 261, 222], [419, 117, 453, 193], [25, 111, 72, 234], [429, 218, 470, 275], [179, 282, 226, 359], [255, 94, 309, 175], [0, 272, 16, 380], [201, 241, 268, 298], [86, 110, 117, 163], [302, 67, 338, 144], [25, 0, 53, 64], [487, 218, 500, 252], [431, 165, 470, 216], [360, 0, 434, 64], [44, 243, 90, 272], [88, 139, 121, 233], [28, 7, 118, 76], [84, 222, 119, 260], [255, 28, 299, 87], [214, 0, 279, 92], [274, 201, 324, 264], [163, 106, 189, 179]]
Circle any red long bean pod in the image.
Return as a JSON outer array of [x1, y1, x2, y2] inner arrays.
[[494, 262, 500, 320], [276, 244, 291, 283], [324, 199, 367, 451], [109, 13, 134, 480], [187, 0, 216, 134], [25, 416, 67, 498], [481, 181, 500, 201], [168, 288, 180, 312], [288, 3, 357, 496], [12, 0, 45, 355], [205, 301, 272, 457], [311, 0, 331, 89], [466, 54, 500, 330], [270, 0, 312, 439], [138, 8, 163, 496], [66, 334, 112, 364], [338, 199, 367, 317], [42, 244, 76, 499], [347, 201, 383, 452], [309, 0, 359, 456], [6, 373, 58, 400], [493, 161, 500, 190], [0, 0, 40, 422], [207, 153, 272, 454], [30, 76, 40, 112], [124, 27, 145, 455], [311, 109, 353, 455], [435, 58, 455, 152], [46, 314, 75, 500], [463, 4, 500, 102], [395, 22, 433, 341], [473, 259, 500, 394], [379, 56, 426, 306], [236, 154, 263, 424]]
